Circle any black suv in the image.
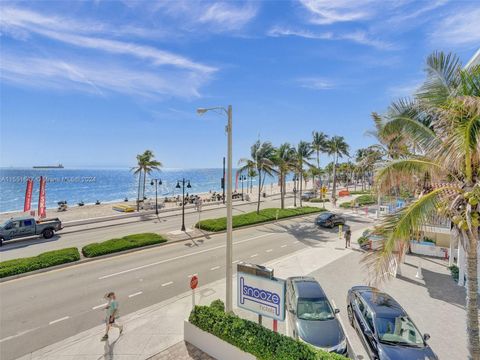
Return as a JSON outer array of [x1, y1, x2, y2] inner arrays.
[[315, 212, 346, 228], [347, 286, 437, 360]]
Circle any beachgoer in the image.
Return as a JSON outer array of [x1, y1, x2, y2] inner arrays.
[[345, 229, 351, 248], [101, 292, 123, 341]]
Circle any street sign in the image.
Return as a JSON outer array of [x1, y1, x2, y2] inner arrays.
[[237, 272, 285, 321], [190, 275, 198, 289]]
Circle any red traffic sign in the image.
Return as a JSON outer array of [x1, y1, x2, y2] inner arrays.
[[190, 275, 198, 290]]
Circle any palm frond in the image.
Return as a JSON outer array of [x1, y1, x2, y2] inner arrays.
[[375, 158, 444, 193], [363, 186, 461, 284]]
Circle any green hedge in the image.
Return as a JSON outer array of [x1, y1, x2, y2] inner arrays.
[[349, 190, 372, 195], [196, 207, 325, 232], [0, 248, 80, 278], [82, 233, 167, 257], [308, 198, 330, 203], [340, 194, 376, 208], [189, 301, 347, 360]]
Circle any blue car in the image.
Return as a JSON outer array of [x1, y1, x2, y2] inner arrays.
[[347, 286, 437, 360]]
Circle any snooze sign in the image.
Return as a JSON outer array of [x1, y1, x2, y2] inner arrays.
[[237, 272, 285, 321]]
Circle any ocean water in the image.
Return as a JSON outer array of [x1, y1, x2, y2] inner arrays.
[[0, 168, 279, 212]]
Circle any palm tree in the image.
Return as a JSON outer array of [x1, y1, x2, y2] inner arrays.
[[131, 150, 162, 211], [326, 136, 350, 200], [367, 51, 480, 358], [239, 141, 276, 213], [272, 143, 296, 209], [294, 141, 314, 207], [312, 131, 329, 187]]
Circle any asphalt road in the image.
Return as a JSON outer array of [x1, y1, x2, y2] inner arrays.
[[0, 195, 306, 261], [0, 212, 371, 360]]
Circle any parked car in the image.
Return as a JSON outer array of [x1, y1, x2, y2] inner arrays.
[[347, 286, 437, 360], [315, 212, 346, 228], [286, 276, 347, 355], [301, 191, 316, 201], [0, 216, 62, 246]]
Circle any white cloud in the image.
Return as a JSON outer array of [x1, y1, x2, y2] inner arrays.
[[0, 53, 209, 99], [198, 2, 258, 31], [153, 1, 258, 32], [387, 79, 423, 98], [430, 7, 480, 46], [0, 6, 217, 99], [298, 0, 375, 25], [297, 77, 335, 90], [267, 26, 392, 50]]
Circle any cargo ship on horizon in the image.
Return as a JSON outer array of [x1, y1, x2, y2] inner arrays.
[[33, 164, 64, 169]]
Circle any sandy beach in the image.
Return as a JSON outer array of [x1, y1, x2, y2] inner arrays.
[[0, 180, 311, 223]]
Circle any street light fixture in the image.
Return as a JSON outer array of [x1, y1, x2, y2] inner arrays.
[[197, 105, 233, 312], [176, 178, 192, 231], [150, 178, 162, 215], [239, 174, 247, 201]]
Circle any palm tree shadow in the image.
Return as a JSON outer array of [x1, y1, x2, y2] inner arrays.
[[254, 216, 336, 247]]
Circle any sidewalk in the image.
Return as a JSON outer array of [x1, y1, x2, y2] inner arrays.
[[17, 224, 367, 360]]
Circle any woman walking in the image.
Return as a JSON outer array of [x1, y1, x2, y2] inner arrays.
[[101, 292, 123, 341]]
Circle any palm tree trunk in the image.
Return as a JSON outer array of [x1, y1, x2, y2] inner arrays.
[[299, 170, 303, 207], [142, 169, 147, 200], [280, 172, 285, 209], [136, 171, 142, 211], [257, 170, 262, 214], [331, 154, 338, 200], [466, 228, 480, 359]]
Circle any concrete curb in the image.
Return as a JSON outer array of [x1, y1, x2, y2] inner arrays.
[[0, 210, 324, 283]]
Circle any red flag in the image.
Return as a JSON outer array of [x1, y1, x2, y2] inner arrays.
[[38, 176, 47, 218], [24, 178, 34, 212]]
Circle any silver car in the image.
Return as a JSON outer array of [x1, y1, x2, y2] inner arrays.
[[286, 276, 347, 355]]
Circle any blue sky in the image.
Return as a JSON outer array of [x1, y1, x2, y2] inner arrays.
[[1, 0, 479, 168]]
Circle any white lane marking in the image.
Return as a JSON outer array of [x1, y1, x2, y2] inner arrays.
[[281, 244, 287, 248], [0, 327, 41, 343], [98, 233, 275, 279], [49, 316, 69, 325], [187, 273, 198, 278], [128, 291, 143, 298], [232, 260, 241, 264], [331, 299, 358, 356], [293, 241, 299, 244], [250, 254, 258, 258], [210, 266, 220, 271], [161, 281, 173, 287], [266, 249, 273, 253], [92, 302, 108, 310]]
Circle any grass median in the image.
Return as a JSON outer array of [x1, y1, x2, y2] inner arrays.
[[196, 207, 325, 232], [340, 194, 376, 208], [82, 232, 167, 257], [0, 248, 81, 278]]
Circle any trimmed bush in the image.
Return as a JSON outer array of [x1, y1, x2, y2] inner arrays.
[[82, 233, 167, 257], [308, 198, 330, 203], [0, 248, 80, 278], [196, 207, 326, 232], [340, 194, 376, 208], [189, 301, 347, 360], [448, 265, 459, 281], [349, 190, 372, 195]]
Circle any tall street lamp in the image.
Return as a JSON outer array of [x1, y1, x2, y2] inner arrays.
[[239, 174, 246, 201], [176, 178, 191, 231], [197, 105, 233, 312], [150, 178, 162, 215]]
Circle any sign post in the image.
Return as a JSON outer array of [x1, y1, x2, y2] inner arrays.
[[338, 224, 343, 239], [190, 275, 198, 309]]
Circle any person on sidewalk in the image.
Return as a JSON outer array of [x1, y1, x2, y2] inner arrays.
[[345, 229, 351, 248], [101, 292, 123, 341]]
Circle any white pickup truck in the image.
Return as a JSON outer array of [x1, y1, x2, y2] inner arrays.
[[0, 216, 63, 246]]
